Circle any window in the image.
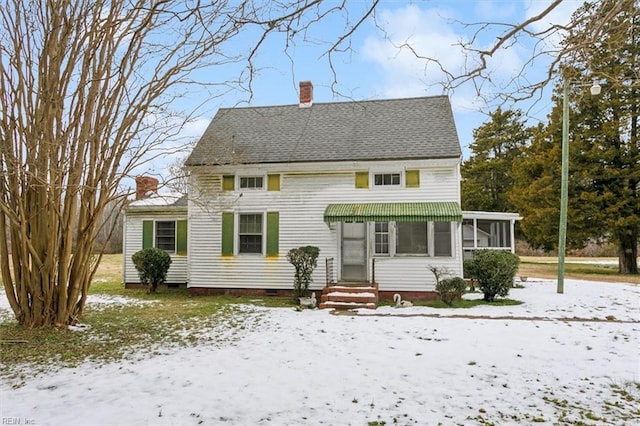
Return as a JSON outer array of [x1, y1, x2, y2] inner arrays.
[[372, 221, 453, 258], [239, 176, 264, 189], [155, 221, 176, 252], [374, 222, 389, 254], [142, 220, 187, 255], [396, 222, 428, 254], [478, 219, 511, 248], [462, 219, 475, 247], [374, 173, 400, 186], [433, 222, 452, 256], [239, 214, 263, 253]]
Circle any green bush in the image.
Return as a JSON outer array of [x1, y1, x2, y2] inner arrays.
[[287, 246, 320, 300], [435, 277, 467, 306], [132, 247, 172, 293], [466, 250, 520, 302], [463, 258, 479, 291]]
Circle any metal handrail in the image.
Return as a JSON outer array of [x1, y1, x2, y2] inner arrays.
[[371, 257, 376, 287], [325, 257, 335, 287]]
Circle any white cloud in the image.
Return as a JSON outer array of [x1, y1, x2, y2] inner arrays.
[[361, 4, 529, 114], [525, 0, 581, 31], [363, 5, 467, 99], [524, 0, 582, 49], [474, 1, 518, 20]]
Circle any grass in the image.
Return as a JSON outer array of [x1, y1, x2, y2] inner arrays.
[[1, 255, 296, 387], [0, 286, 283, 387], [518, 256, 640, 284]]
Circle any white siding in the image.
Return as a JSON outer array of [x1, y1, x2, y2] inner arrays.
[[123, 212, 188, 285], [188, 159, 462, 292]]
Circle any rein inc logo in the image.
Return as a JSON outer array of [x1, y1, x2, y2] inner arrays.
[[1, 419, 35, 425]]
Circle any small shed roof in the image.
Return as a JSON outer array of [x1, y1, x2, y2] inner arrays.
[[126, 193, 187, 212]]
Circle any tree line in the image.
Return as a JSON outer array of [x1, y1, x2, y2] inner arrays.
[[462, 3, 639, 274]]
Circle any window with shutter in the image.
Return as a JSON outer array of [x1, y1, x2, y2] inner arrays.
[[239, 214, 263, 254]]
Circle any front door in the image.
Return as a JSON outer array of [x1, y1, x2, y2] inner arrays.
[[341, 222, 367, 281]]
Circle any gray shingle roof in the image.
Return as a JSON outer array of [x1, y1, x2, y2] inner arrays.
[[185, 95, 461, 166]]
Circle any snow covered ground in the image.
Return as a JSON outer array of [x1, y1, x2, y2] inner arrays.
[[1, 278, 638, 425]]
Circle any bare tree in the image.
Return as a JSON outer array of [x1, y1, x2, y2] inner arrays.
[[166, 155, 190, 195], [376, 0, 638, 107], [0, 0, 378, 327]]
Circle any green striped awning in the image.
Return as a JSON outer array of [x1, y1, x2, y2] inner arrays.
[[323, 202, 462, 223]]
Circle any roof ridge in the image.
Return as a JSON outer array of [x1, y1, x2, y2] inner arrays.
[[216, 94, 450, 112]]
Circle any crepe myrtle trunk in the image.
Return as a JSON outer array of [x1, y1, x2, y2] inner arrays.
[[0, 0, 381, 327]]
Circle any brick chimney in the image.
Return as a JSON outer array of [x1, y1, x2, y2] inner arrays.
[[299, 81, 313, 108], [135, 176, 159, 200]]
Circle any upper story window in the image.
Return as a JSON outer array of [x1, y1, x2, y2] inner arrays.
[[239, 176, 264, 189], [374, 173, 400, 186]]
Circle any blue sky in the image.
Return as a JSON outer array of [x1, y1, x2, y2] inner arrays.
[[139, 0, 584, 180]]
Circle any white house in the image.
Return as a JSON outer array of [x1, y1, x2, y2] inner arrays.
[[123, 82, 519, 307]]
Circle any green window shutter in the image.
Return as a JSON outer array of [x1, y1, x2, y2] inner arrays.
[[405, 170, 420, 188], [355, 172, 369, 189], [142, 220, 153, 249], [222, 175, 235, 191], [266, 212, 279, 257], [221, 212, 234, 256], [176, 220, 188, 255], [267, 174, 280, 191]]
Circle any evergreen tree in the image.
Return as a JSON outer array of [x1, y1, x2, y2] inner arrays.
[[461, 108, 532, 212], [511, 0, 639, 273]]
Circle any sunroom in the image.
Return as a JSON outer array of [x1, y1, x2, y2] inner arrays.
[[461, 211, 521, 260]]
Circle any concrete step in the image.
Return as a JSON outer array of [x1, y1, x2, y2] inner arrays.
[[321, 294, 377, 304], [320, 284, 378, 309], [319, 301, 377, 310], [322, 285, 377, 293]]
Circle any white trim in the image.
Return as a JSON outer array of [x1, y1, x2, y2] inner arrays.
[[192, 158, 460, 175], [462, 211, 521, 221], [372, 171, 402, 188]]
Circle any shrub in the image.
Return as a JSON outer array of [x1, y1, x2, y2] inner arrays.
[[132, 247, 172, 293], [463, 258, 479, 291], [466, 250, 520, 302], [436, 277, 467, 306], [286, 246, 320, 300]]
